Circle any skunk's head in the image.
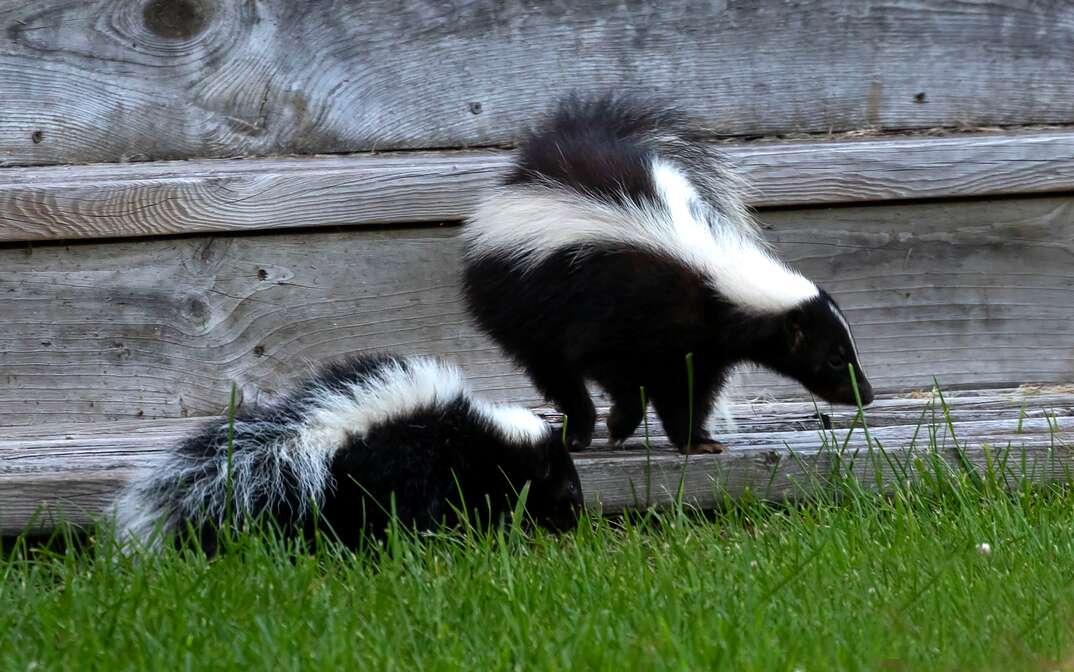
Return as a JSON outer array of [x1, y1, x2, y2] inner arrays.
[[478, 404, 584, 532], [522, 432, 584, 532], [758, 290, 873, 406], [505, 431, 583, 533]]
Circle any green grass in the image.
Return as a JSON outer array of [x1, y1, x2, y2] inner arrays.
[[4, 472, 1074, 671], [4, 370, 1074, 671]]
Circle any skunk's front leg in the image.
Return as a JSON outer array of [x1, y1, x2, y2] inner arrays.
[[648, 363, 727, 454], [527, 367, 596, 451], [602, 378, 646, 447]]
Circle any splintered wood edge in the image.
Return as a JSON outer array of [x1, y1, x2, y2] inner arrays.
[[2, 394, 1072, 535], [2, 132, 1073, 242]]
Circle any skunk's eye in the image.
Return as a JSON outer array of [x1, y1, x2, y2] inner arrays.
[[827, 354, 845, 370]]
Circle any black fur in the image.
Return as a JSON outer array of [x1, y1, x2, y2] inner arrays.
[[115, 354, 583, 553], [463, 95, 873, 452], [506, 93, 744, 218]]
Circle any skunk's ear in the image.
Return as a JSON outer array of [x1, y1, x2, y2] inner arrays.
[[785, 308, 805, 352]]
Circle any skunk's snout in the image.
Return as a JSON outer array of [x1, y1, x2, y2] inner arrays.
[[544, 500, 583, 533], [834, 379, 873, 406], [819, 377, 873, 407], [542, 479, 584, 533], [857, 380, 875, 406]]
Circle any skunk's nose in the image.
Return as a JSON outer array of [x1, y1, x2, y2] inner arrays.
[[857, 380, 874, 406], [543, 506, 581, 533], [557, 493, 584, 530]]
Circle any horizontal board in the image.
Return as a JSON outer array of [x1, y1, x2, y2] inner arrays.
[[5, 386, 1070, 441], [3, 0, 1074, 165], [0, 151, 500, 242], [2, 196, 1074, 426], [4, 132, 1074, 242], [3, 390, 1072, 534], [581, 414, 1074, 515]]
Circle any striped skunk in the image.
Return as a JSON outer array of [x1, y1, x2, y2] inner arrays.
[[112, 354, 583, 552], [461, 94, 873, 454]]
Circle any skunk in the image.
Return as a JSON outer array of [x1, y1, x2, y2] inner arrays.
[[112, 354, 583, 552], [461, 94, 873, 454]]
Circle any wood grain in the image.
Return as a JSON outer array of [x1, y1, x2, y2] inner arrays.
[[553, 387, 1074, 437], [734, 132, 1074, 208], [0, 151, 502, 242], [2, 196, 1074, 427], [3, 391, 1072, 534], [4, 132, 1074, 243], [3, 0, 1074, 166], [577, 413, 1074, 515]]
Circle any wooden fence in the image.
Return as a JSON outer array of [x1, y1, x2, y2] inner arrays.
[[1, 0, 1073, 533]]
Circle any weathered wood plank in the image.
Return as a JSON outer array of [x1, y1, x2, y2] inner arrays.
[[569, 387, 1074, 437], [578, 414, 1074, 515], [734, 132, 1074, 208], [4, 386, 1070, 441], [3, 394, 1072, 534], [3, 0, 1074, 166], [4, 132, 1074, 243], [0, 151, 501, 242], [2, 194, 1074, 427]]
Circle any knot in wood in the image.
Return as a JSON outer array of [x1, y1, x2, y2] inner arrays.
[[143, 0, 213, 39]]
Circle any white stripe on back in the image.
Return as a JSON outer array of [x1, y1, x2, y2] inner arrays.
[[474, 401, 550, 445], [465, 160, 818, 314]]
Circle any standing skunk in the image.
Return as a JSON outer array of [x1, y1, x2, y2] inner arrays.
[[112, 354, 583, 552], [461, 95, 873, 454]]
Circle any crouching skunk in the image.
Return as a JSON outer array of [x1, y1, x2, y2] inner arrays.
[[461, 94, 874, 454], [112, 354, 583, 552]]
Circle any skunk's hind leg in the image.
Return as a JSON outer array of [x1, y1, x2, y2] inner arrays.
[[526, 364, 595, 451]]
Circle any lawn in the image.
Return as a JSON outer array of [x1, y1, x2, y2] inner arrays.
[[4, 460, 1074, 671]]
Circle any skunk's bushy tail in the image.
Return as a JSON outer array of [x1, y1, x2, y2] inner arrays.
[[508, 92, 761, 239]]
